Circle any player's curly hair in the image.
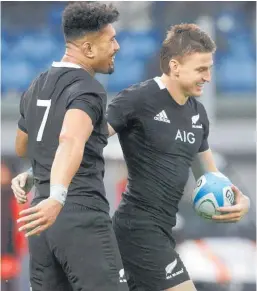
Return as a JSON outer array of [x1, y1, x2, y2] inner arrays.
[[62, 2, 119, 41], [160, 23, 216, 74]]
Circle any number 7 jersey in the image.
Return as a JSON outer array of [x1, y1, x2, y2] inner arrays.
[[18, 62, 109, 211]]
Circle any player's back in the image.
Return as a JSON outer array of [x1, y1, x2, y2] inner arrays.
[[21, 62, 109, 211]]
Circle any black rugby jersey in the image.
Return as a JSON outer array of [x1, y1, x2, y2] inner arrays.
[[107, 77, 209, 226], [18, 62, 109, 212]]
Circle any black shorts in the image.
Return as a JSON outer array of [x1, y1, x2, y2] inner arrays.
[[112, 210, 190, 291], [29, 203, 129, 291]]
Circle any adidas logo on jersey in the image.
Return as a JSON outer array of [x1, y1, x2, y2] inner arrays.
[[154, 110, 170, 123]]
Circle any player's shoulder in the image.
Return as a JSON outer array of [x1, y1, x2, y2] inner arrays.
[[50, 62, 106, 96], [72, 69, 106, 95], [31, 70, 48, 87], [117, 78, 160, 101], [23, 70, 48, 100]]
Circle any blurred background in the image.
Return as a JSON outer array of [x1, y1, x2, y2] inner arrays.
[[1, 1, 256, 291]]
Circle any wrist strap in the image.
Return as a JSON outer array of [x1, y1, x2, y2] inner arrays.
[[26, 167, 33, 177], [50, 185, 68, 205]]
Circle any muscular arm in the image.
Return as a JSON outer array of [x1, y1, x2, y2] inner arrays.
[[107, 123, 117, 137], [51, 109, 93, 188], [17, 109, 94, 237], [107, 89, 139, 138], [197, 148, 219, 172], [14, 119, 113, 195], [15, 128, 28, 157], [191, 148, 218, 180], [16, 91, 28, 157]]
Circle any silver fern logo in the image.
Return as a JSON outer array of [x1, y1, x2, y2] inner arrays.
[[192, 114, 199, 124], [192, 114, 202, 129], [165, 259, 177, 279], [119, 269, 127, 283]]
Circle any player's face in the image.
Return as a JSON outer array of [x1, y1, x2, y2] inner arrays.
[[177, 52, 213, 97], [94, 24, 120, 74]]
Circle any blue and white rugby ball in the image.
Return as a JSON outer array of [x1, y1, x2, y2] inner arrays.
[[192, 172, 234, 219]]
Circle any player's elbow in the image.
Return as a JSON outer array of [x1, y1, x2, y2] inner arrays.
[[59, 133, 85, 154], [15, 146, 27, 157], [15, 129, 28, 157], [107, 123, 116, 137]]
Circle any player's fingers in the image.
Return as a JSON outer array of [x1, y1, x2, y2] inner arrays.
[[212, 212, 241, 220], [216, 205, 242, 213], [17, 212, 42, 224], [19, 206, 38, 216], [25, 226, 44, 237], [231, 185, 242, 202], [214, 219, 240, 223], [19, 175, 27, 188], [14, 194, 27, 204], [18, 218, 44, 232], [13, 189, 27, 200], [13, 192, 23, 201], [25, 223, 51, 237], [231, 185, 240, 194], [17, 198, 28, 204], [11, 183, 26, 196]]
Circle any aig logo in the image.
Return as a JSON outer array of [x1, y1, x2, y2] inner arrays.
[[175, 129, 195, 144]]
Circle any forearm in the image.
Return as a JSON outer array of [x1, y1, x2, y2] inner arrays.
[[15, 128, 28, 157], [16, 148, 27, 157], [107, 123, 116, 137], [51, 138, 84, 188], [191, 151, 219, 181], [191, 156, 205, 181]]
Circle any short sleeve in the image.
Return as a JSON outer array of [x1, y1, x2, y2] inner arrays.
[[107, 90, 137, 133], [198, 105, 210, 153], [18, 92, 27, 133], [67, 92, 103, 126]]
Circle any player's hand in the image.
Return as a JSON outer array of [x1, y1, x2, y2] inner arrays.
[[212, 185, 250, 223], [17, 198, 63, 237], [11, 172, 30, 204]]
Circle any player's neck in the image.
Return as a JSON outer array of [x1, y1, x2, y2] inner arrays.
[[61, 53, 95, 77], [160, 74, 189, 105]]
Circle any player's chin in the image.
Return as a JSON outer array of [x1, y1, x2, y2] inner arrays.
[[100, 64, 115, 75], [107, 63, 115, 74], [192, 93, 201, 97], [191, 88, 203, 97]]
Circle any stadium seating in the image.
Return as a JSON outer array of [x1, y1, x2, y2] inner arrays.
[[1, 4, 256, 96]]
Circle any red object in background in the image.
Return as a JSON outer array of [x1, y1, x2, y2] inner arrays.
[[1, 197, 29, 280], [116, 178, 127, 208], [1, 162, 30, 280], [11, 198, 29, 257], [1, 255, 21, 280]]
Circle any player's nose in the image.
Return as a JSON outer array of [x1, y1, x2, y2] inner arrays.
[[203, 68, 212, 82], [114, 39, 120, 52]]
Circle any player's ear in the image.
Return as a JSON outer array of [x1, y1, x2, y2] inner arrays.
[[169, 59, 179, 77], [82, 41, 95, 59]]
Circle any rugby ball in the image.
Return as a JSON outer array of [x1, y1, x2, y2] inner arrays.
[[192, 172, 234, 219]]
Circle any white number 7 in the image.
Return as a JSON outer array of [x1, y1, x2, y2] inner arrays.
[[36, 99, 51, 141]]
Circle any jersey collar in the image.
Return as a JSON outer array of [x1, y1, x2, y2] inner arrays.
[[153, 76, 166, 90], [52, 61, 82, 69]]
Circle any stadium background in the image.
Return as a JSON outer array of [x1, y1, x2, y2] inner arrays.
[[1, 1, 256, 291]]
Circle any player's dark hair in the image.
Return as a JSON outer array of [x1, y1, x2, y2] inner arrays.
[[160, 23, 216, 74], [62, 2, 119, 41]]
